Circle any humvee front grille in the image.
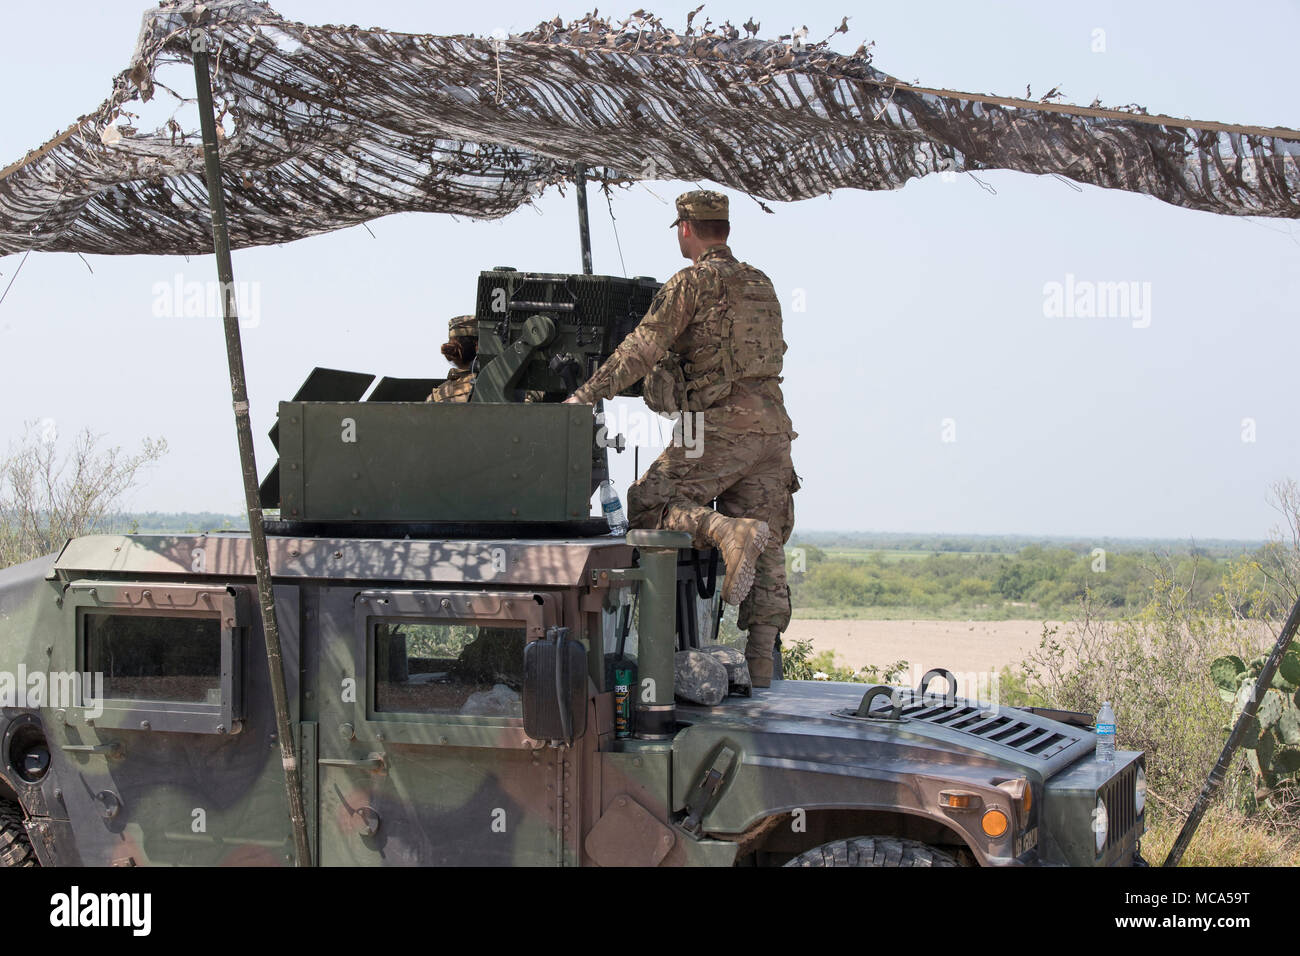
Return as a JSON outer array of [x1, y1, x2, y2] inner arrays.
[[1101, 761, 1138, 848], [888, 699, 1083, 759]]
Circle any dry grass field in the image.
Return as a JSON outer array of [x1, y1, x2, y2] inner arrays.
[[786, 618, 1059, 675]]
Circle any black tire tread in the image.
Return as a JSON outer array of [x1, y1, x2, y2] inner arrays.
[[784, 835, 960, 868], [0, 800, 37, 867]]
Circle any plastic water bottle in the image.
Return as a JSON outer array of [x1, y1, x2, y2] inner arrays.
[[1095, 701, 1116, 763], [599, 479, 628, 535]]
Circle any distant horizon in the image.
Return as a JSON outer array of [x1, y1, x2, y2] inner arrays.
[[794, 530, 1271, 546]]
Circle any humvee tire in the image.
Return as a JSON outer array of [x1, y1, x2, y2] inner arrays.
[[784, 836, 959, 867], [0, 801, 37, 867]]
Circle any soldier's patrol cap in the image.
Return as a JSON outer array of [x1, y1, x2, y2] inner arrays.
[[670, 189, 729, 228], [447, 314, 477, 337]]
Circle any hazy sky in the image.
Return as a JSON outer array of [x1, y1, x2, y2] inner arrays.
[[1, 1, 1297, 541]]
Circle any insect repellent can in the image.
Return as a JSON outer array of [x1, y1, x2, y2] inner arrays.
[[614, 664, 636, 738]]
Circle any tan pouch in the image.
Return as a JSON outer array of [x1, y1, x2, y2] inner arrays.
[[643, 353, 687, 415]]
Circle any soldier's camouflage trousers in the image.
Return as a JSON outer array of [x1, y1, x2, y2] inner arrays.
[[628, 426, 798, 632]]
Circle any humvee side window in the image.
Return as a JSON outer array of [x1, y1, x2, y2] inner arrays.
[[84, 614, 222, 704], [67, 582, 246, 735], [374, 621, 525, 717]]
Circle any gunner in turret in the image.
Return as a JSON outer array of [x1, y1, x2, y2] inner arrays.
[[427, 314, 480, 403]]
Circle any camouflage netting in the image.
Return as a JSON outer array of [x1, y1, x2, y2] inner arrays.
[[2, 0, 1298, 256]]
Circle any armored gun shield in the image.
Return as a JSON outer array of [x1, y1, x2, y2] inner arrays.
[[471, 269, 660, 402]]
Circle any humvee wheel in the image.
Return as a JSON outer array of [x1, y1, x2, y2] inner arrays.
[[783, 836, 959, 867], [0, 801, 37, 867]]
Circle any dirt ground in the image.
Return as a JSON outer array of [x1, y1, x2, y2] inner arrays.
[[785, 619, 1059, 676], [786, 617, 1281, 679]]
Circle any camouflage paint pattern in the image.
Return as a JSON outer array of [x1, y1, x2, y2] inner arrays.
[[0, 529, 1145, 867]]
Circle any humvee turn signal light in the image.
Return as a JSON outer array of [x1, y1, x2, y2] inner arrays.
[[938, 791, 981, 810]]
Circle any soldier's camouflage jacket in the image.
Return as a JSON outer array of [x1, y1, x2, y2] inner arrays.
[[426, 369, 544, 404], [426, 368, 475, 403], [573, 245, 793, 435]]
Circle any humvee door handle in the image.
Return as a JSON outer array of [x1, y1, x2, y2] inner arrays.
[[61, 742, 124, 758], [319, 752, 386, 772]]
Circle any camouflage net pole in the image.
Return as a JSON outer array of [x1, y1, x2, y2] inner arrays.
[[190, 25, 312, 867]]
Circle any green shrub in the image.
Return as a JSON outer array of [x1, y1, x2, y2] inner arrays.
[[1209, 646, 1300, 811], [1019, 562, 1266, 814], [778, 638, 905, 684]]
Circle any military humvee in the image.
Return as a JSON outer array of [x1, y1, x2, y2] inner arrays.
[[0, 264, 1146, 868]]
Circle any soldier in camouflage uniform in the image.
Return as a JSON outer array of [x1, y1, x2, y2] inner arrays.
[[428, 314, 545, 404], [427, 314, 478, 403], [565, 190, 798, 686]]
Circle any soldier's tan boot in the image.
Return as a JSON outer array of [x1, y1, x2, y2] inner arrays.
[[702, 514, 772, 606], [744, 624, 779, 688]]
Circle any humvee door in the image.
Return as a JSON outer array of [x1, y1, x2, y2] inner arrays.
[[314, 587, 564, 866]]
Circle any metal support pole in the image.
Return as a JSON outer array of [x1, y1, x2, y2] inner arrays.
[[574, 164, 593, 275], [627, 529, 692, 738], [190, 28, 312, 867]]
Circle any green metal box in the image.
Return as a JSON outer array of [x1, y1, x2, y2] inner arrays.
[[276, 401, 594, 523]]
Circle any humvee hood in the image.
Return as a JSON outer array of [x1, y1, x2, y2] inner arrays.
[[675, 678, 1095, 780]]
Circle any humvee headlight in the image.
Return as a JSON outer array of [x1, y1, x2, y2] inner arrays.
[[981, 808, 1009, 838], [1135, 765, 1147, 815], [1093, 797, 1109, 854], [993, 777, 1032, 821]]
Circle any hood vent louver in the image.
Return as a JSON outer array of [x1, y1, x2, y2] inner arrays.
[[837, 668, 1086, 759]]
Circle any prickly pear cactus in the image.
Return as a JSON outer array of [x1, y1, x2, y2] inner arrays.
[[1211, 644, 1300, 809]]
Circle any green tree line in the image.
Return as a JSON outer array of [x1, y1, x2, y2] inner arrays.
[[787, 542, 1269, 618]]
